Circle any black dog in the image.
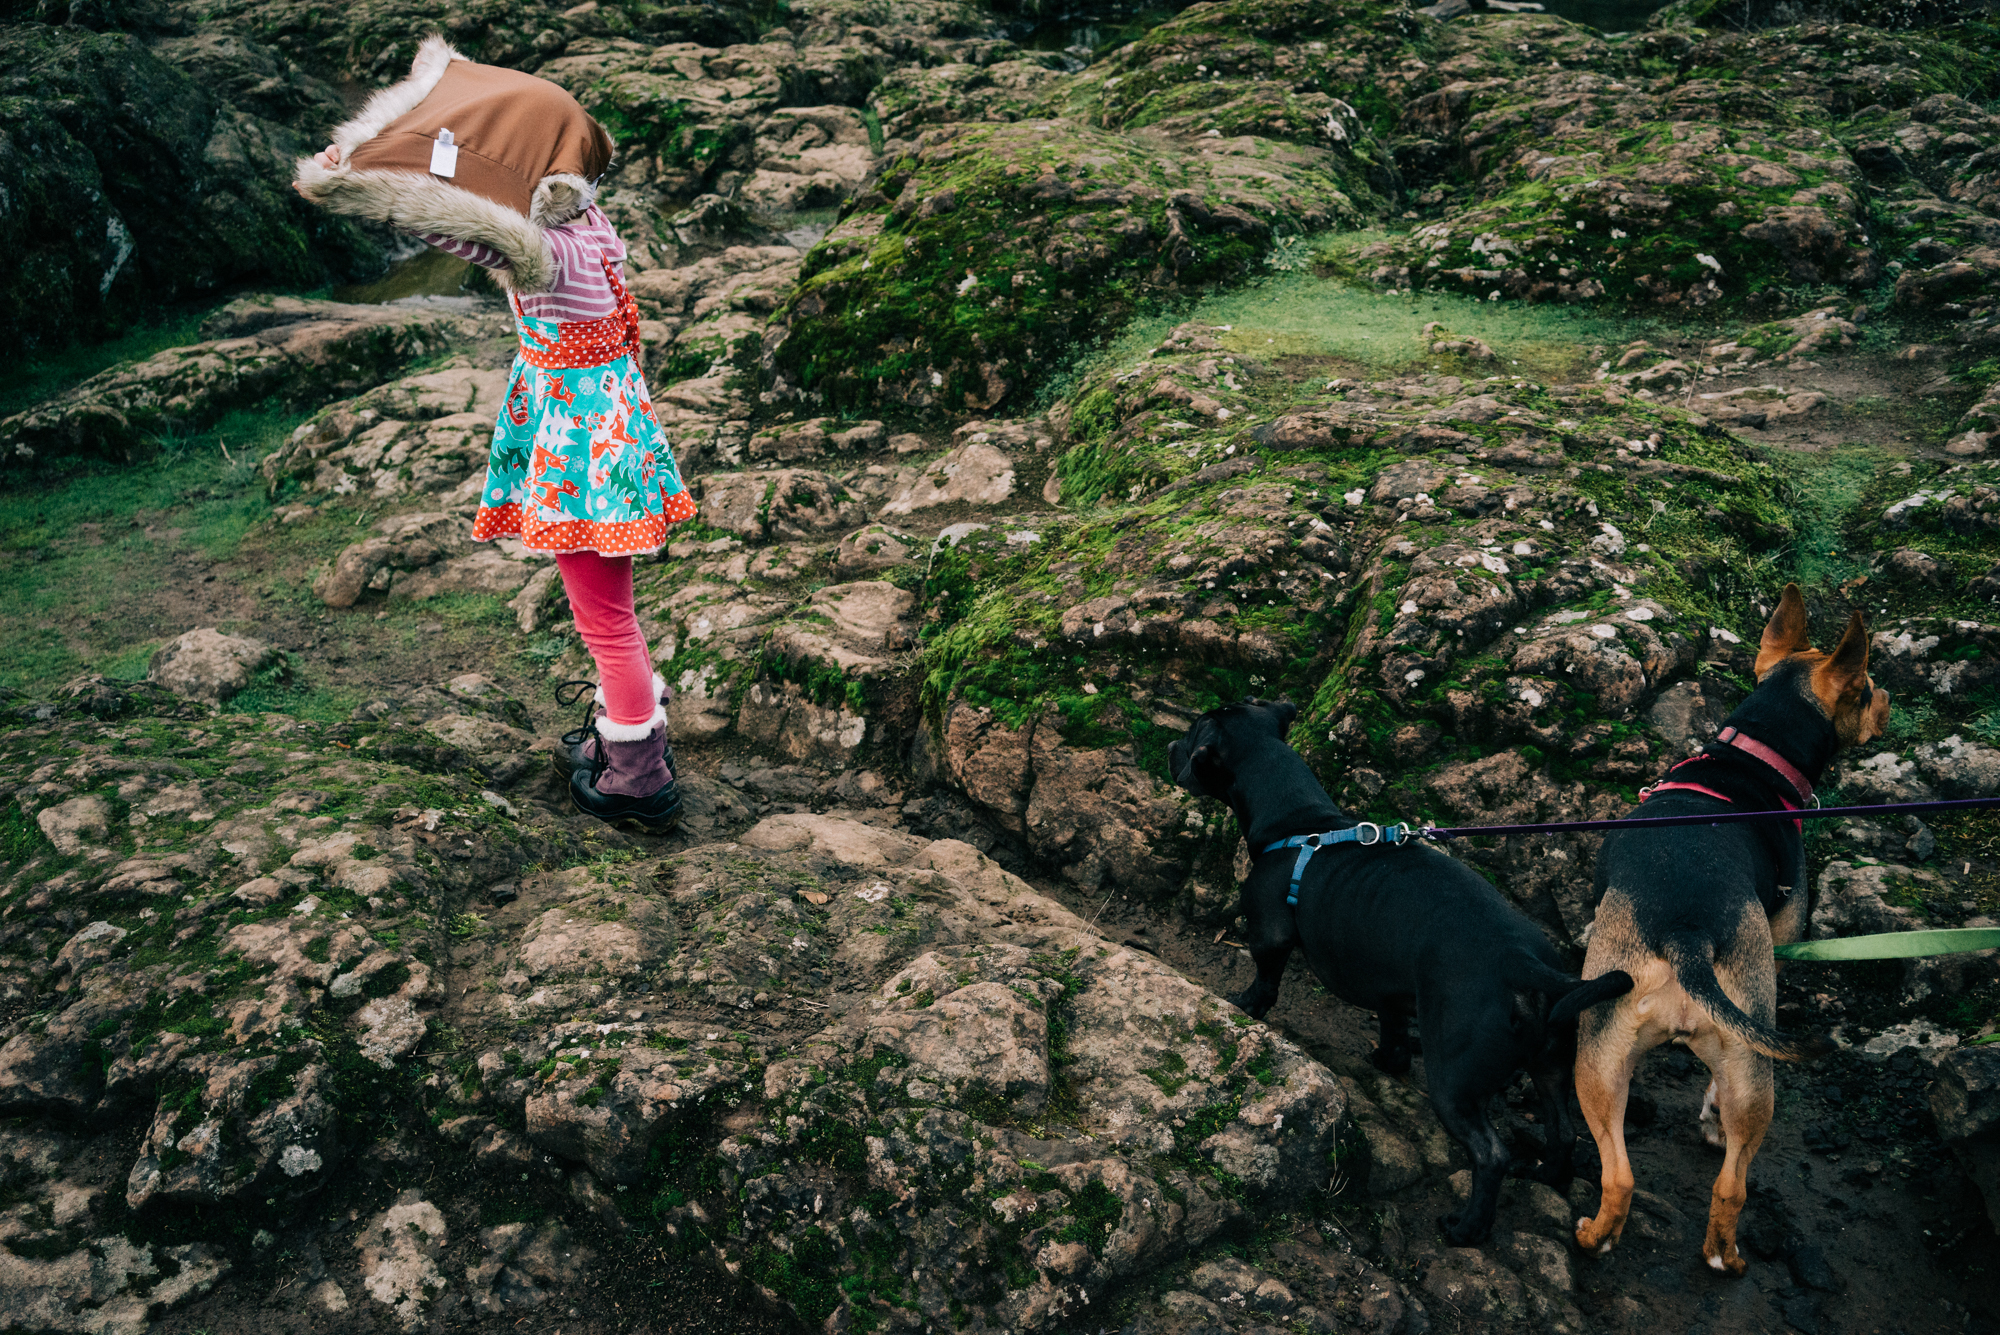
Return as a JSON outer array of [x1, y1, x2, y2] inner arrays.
[[1170, 697, 1632, 1244]]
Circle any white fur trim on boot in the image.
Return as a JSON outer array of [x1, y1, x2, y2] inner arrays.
[[594, 703, 666, 742], [593, 673, 668, 708]]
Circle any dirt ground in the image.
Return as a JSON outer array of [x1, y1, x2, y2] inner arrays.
[[1066, 894, 1999, 1335]]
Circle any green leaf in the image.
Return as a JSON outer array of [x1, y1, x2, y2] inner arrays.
[[1775, 928, 2000, 961]]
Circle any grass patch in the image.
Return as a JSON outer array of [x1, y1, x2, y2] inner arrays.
[[1046, 264, 1669, 402], [0, 404, 298, 695], [0, 305, 217, 420], [1770, 443, 1888, 591]]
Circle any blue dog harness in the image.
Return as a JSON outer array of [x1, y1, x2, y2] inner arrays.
[[1263, 823, 1415, 907]]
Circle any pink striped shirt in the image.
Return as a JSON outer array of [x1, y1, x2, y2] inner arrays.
[[421, 205, 626, 321]]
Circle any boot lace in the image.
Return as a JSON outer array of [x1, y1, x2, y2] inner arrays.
[[554, 679, 599, 751]]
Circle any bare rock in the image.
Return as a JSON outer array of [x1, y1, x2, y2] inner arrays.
[[1915, 734, 2000, 798], [53, 922, 128, 987], [355, 1193, 449, 1330], [739, 813, 926, 868], [421, 713, 537, 755], [698, 469, 866, 541], [1422, 1246, 1527, 1318], [34, 796, 112, 856], [1931, 1044, 2000, 1232], [881, 440, 1017, 513], [524, 1023, 748, 1184], [146, 627, 281, 704], [776, 580, 915, 665], [1491, 1230, 1574, 1291], [1645, 678, 1739, 758], [1, 300, 493, 467], [1813, 861, 1940, 938], [515, 876, 676, 987], [391, 549, 540, 602], [737, 680, 870, 761], [466, 1220, 592, 1314], [747, 416, 886, 462], [0, 1235, 227, 1335], [1835, 751, 1938, 804], [834, 523, 919, 578], [313, 512, 466, 608], [1882, 547, 1950, 585], [867, 947, 1061, 1113], [354, 996, 427, 1070], [125, 1045, 343, 1210], [669, 663, 738, 740]]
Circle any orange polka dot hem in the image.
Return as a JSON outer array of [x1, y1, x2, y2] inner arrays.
[[472, 488, 698, 556]]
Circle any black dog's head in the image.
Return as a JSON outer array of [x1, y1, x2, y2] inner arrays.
[[1168, 696, 1299, 798]]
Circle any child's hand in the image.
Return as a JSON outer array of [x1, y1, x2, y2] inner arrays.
[[295, 144, 340, 197]]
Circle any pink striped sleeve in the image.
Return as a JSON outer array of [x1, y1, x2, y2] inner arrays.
[[420, 233, 513, 271]]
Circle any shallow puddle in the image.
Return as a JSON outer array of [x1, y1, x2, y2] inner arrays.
[[331, 247, 482, 304]]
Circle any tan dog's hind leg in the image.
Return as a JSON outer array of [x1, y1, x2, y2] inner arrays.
[[1573, 1033, 1639, 1255], [1688, 1031, 1773, 1276], [1699, 1079, 1725, 1148]]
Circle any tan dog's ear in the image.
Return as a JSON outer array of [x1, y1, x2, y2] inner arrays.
[[1754, 583, 1812, 678], [1812, 611, 1872, 714]]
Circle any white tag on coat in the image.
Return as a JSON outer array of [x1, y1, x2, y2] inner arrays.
[[429, 128, 459, 178]]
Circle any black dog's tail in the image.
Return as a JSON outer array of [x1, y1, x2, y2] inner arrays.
[[1665, 934, 1830, 1062], [1505, 955, 1634, 1027], [1548, 971, 1635, 1027]]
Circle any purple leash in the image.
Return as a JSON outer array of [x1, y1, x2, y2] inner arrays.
[[1417, 795, 2000, 841]]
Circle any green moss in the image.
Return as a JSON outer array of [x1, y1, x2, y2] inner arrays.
[[750, 1227, 843, 1324], [774, 120, 1362, 414], [584, 88, 747, 178], [1141, 1049, 1192, 1096], [0, 806, 56, 865], [244, 1048, 313, 1114]]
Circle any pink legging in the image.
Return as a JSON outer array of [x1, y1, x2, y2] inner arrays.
[[555, 552, 656, 727]]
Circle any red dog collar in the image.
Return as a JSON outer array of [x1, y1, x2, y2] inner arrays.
[[1715, 726, 1815, 806], [1646, 781, 1735, 804]]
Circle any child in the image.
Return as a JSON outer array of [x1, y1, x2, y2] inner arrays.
[[295, 39, 694, 832]]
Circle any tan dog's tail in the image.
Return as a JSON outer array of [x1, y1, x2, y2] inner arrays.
[[1665, 935, 1830, 1061]]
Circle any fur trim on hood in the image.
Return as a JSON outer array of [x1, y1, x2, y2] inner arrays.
[[292, 36, 614, 294]]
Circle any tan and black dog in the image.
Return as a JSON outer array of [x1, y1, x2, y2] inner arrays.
[[1574, 584, 1890, 1275]]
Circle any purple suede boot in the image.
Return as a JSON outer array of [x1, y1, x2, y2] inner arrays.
[[569, 704, 682, 833], [555, 673, 675, 779]]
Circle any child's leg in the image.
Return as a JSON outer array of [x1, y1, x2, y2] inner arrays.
[[553, 551, 656, 728]]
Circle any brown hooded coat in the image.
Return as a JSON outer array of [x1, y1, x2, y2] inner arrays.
[[291, 37, 614, 293]]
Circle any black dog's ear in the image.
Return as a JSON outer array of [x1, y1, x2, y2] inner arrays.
[[1173, 742, 1222, 796], [1273, 700, 1299, 732]]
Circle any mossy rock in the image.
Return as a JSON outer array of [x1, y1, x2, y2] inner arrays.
[[183, 0, 759, 87], [771, 118, 1366, 413], [871, 56, 1072, 142], [1645, 0, 1988, 32], [1048, 0, 1429, 204], [0, 25, 385, 351]]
